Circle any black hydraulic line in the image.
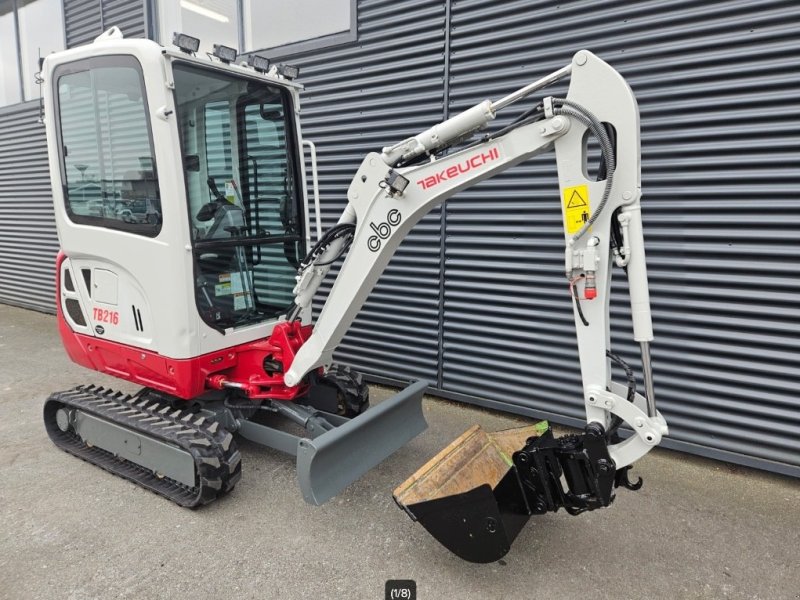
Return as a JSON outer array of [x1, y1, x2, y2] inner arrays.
[[610, 207, 624, 251], [551, 98, 615, 243], [571, 276, 589, 327], [609, 206, 629, 276], [299, 222, 356, 268], [596, 122, 616, 182], [486, 106, 545, 142], [606, 350, 637, 404], [604, 349, 637, 438], [454, 105, 546, 157]]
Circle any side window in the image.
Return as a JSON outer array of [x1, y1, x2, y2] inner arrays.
[[57, 58, 162, 236], [241, 102, 299, 238], [205, 100, 233, 201]]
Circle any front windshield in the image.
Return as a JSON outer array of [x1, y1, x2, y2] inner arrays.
[[173, 62, 303, 330]]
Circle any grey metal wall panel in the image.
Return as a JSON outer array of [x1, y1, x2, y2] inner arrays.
[[0, 0, 792, 476], [0, 101, 58, 313], [102, 0, 147, 39], [65, 0, 146, 48], [442, 0, 800, 475], [274, 0, 448, 383], [64, 0, 103, 47], [0, 0, 149, 315]]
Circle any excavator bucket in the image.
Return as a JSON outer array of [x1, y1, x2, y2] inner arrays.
[[296, 380, 429, 505], [394, 421, 549, 563]]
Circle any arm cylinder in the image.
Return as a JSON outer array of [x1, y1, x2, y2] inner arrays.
[[622, 204, 653, 342]]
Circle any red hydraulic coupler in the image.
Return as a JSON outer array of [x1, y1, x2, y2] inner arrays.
[[584, 271, 597, 300]]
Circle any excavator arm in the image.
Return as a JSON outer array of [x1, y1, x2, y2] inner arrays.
[[285, 50, 667, 468], [277, 50, 668, 561]]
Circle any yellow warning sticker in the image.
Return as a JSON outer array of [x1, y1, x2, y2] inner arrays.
[[563, 184, 591, 234]]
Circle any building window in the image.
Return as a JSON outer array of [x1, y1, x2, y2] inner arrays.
[[0, 0, 64, 108], [156, 0, 356, 58], [158, 0, 239, 56], [55, 56, 162, 237], [0, 1, 22, 106], [243, 0, 354, 54]]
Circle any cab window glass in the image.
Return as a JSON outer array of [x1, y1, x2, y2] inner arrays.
[[173, 62, 303, 329], [205, 100, 233, 198], [57, 57, 161, 236]]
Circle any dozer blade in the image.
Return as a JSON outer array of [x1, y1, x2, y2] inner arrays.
[[394, 422, 549, 563], [297, 379, 429, 505]]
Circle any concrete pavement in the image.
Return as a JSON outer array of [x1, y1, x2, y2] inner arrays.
[[0, 303, 798, 599]]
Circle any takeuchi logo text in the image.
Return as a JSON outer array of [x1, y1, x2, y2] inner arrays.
[[415, 147, 500, 190]]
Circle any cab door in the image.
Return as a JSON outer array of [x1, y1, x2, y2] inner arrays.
[[49, 51, 186, 356]]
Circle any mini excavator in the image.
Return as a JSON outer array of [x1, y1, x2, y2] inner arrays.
[[41, 28, 668, 562]]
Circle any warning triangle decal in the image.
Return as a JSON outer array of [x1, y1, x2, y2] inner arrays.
[[567, 189, 587, 208]]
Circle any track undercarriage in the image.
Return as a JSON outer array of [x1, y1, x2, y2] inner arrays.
[[44, 385, 242, 507], [44, 364, 428, 507]]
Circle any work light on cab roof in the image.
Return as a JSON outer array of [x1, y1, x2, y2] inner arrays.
[[172, 32, 199, 54], [277, 63, 300, 80], [247, 54, 270, 73], [212, 44, 237, 64]]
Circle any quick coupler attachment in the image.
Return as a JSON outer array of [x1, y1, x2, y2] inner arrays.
[[394, 422, 642, 563]]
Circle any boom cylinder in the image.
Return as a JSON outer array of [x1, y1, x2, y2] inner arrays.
[[380, 62, 574, 167], [380, 100, 496, 166]]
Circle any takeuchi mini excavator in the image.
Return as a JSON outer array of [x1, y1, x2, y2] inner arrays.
[[41, 28, 668, 562]]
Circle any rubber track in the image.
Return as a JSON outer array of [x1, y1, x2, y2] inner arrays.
[[44, 385, 241, 508], [319, 363, 370, 416]]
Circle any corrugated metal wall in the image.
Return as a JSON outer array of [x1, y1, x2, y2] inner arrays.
[[0, 0, 796, 476], [0, 0, 150, 314], [64, 0, 146, 48], [439, 0, 800, 475], [0, 101, 58, 312], [280, 0, 800, 477]]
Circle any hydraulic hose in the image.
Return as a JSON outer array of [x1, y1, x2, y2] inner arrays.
[[552, 99, 616, 245]]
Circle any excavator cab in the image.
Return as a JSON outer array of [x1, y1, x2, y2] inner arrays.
[[42, 28, 428, 507], [51, 31, 305, 344]]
